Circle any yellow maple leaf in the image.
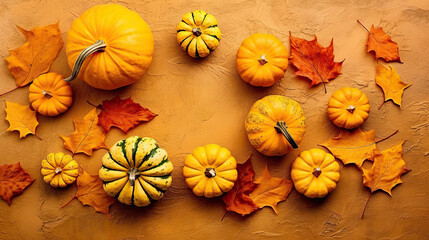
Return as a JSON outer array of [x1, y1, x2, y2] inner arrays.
[[376, 62, 411, 107], [5, 22, 63, 87], [320, 128, 376, 168], [60, 108, 107, 156], [5, 101, 39, 138], [249, 165, 293, 214]]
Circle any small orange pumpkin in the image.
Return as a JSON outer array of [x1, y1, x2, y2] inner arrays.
[[328, 87, 370, 129], [236, 33, 289, 87], [29, 72, 73, 116], [245, 95, 306, 156]]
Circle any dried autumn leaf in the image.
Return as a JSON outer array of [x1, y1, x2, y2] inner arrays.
[[5, 101, 39, 138], [320, 128, 376, 168], [361, 141, 410, 218], [222, 158, 259, 216], [358, 21, 401, 62], [0, 162, 35, 205], [62, 171, 116, 219], [376, 62, 411, 107], [5, 22, 63, 87], [249, 165, 293, 214], [289, 32, 343, 91], [60, 108, 107, 156], [97, 97, 157, 133]]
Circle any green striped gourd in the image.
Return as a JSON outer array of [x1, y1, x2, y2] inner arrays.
[[99, 136, 173, 207]]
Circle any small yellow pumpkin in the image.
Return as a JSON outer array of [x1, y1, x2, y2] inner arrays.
[[328, 87, 370, 129], [66, 4, 154, 90], [177, 10, 221, 58], [245, 95, 306, 156], [291, 148, 340, 198], [41, 152, 79, 188], [29, 73, 73, 116], [236, 33, 289, 87], [99, 136, 173, 207], [183, 144, 237, 198]]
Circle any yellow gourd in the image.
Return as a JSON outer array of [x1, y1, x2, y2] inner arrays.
[[41, 152, 79, 188]]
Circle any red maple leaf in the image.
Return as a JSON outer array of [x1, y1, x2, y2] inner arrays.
[[0, 162, 35, 205], [97, 97, 157, 133]]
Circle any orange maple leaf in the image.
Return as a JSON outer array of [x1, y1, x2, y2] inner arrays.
[[62, 171, 116, 219], [5, 101, 39, 138], [320, 129, 376, 168], [97, 97, 157, 133], [361, 141, 410, 218], [376, 62, 411, 107], [5, 22, 63, 88], [222, 157, 259, 216], [289, 32, 343, 92], [249, 165, 293, 214], [358, 20, 401, 62], [60, 108, 107, 156], [0, 162, 35, 205]]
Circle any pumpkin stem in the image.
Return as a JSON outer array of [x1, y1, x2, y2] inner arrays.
[[192, 27, 202, 37], [64, 40, 107, 82], [258, 54, 268, 65], [204, 168, 216, 178], [346, 105, 356, 113], [274, 121, 298, 149], [128, 168, 141, 186], [312, 167, 322, 177], [55, 167, 62, 174], [42, 90, 53, 99]]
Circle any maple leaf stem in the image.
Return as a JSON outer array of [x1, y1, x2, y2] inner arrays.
[[323, 81, 327, 93], [86, 100, 101, 109], [378, 100, 385, 110], [220, 211, 229, 222], [61, 195, 76, 208], [0, 87, 19, 97], [357, 20, 369, 33], [375, 129, 398, 143], [361, 191, 372, 219]]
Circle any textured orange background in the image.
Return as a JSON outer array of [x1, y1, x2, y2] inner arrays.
[[1, 0, 429, 239]]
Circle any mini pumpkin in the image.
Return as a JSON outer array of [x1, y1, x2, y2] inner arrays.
[[328, 87, 370, 129], [41, 152, 79, 188], [291, 148, 340, 198], [29, 72, 73, 116], [245, 95, 306, 156], [236, 33, 289, 87], [99, 136, 173, 207], [183, 144, 237, 198], [177, 10, 221, 58], [66, 4, 154, 90]]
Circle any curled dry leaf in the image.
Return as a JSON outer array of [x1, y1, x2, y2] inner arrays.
[[376, 62, 411, 107], [97, 97, 157, 133], [62, 171, 116, 219], [60, 108, 107, 156], [249, 165, 293, 214], [0, 162, 35, 205], [361, 141, 410, 218], [5, 22, 63, 88], [320, 128, 376, 168], [5, 101, 39, 138], [358, 20, 401, 62], [289, 32, 343, 91], [222, 158, 259, 216]]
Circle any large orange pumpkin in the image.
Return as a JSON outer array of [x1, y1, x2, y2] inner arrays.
[[236, 33, 289, 87], [65, 4, 154, 90]]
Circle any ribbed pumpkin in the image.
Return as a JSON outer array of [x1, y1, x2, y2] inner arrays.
[[291, 148, 340, 198], [29, 73, 73, 116], [328, 87, 370, 129], [66, 4, 154, 90], [183, 144, 237, 198], [177, 10, 221, 58], [41, 152, 79, 188], [236, 33, 289, 87], [245, 95, 306, 156], [99, 136, 173, 207]]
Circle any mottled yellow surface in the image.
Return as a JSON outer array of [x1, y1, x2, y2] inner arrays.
[[0, 0, 428, 239]]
